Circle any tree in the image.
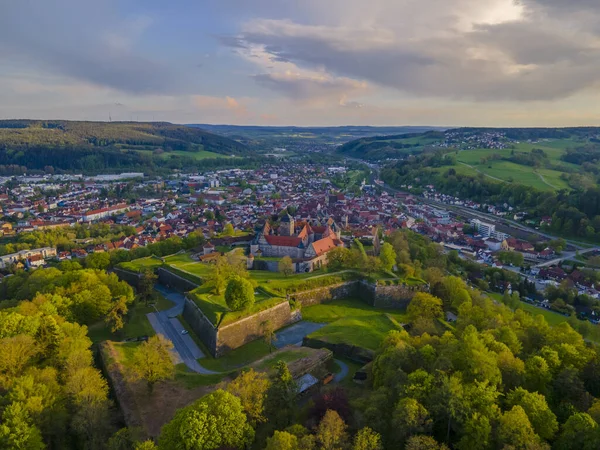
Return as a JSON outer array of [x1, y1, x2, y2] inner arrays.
[[279, 256, 295, 277], [262, 320, 276, 353], [0, 402, 45, 450], [379, 242, 396, 272], [105, 296, 129, 333], [130, 335, 175, 392], [85, 252, 111, 270], [405, 435, 449, 450], [226, 369, 270, 425], [265, 361, 297, 429], [496, 405, 542, 450], [353, 427, 382, 450], [223, 223, 235, 236], [138, 270, 157, 306], [407, 292, 444, 322], [134, 441, 158, 450], [456, 413, 491, 450], [505, 388, 558, 440], [554, 413, 599, 450], [265, 431, 299, 450], [0, 335, 38, 379], [391, 397, 431, 445], [316, 410, 348, 450], [524, 356, 552, 394], [438, 276, 471, 310], [159, 389, 254, 450], [225, 276, 255, 311]]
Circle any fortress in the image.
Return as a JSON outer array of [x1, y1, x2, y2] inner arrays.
[[250, 215, 344, 272]]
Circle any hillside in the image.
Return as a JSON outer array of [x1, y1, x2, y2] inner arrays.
[[337, 130, 446, 160], [0, 120, 248, 173], [190, 124, 445, 149]]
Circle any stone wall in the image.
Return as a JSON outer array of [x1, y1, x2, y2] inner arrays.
[[302, 337, 375, 364], [252, 260, 280, 272], [370, 283, 427, 309], [215, 301, 299, 357], [157, 267, 199, 293], [182, 298, 218, 356], [112, 267, 141, 289], [289, 281, 360, 307]]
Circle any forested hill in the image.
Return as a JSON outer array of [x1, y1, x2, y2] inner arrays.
[[337, 130, 446, 160], [0, 120, 248, 173]]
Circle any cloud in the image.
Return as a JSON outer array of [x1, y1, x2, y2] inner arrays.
[[221, 0, 600, 102], [0, 0, 175, 95], [251, 72, 367, 102], [192, 95, 251, 117]]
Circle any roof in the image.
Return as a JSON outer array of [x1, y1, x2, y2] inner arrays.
[[310, 236, 340, 256], [264, 235, 302, 247], [297, 373, 319, 394]]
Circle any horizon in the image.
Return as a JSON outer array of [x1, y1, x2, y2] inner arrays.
[[3, 1, 600, 127]]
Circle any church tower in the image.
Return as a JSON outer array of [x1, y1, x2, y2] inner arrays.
[[280, 213, 295, 236]]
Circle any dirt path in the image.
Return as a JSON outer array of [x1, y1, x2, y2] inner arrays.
[[457, 161, 507, 183], [534, 170, 559, 190]]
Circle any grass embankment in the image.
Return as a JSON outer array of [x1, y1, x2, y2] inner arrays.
[[303, 298, 407, 350], [118, 256, 164, 273]]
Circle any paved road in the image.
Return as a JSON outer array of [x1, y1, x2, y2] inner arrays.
[[274, 321, 326, 348], [147, 285, 219, 375], [534, 247, 599, 268], [334, 359, 349, 383]]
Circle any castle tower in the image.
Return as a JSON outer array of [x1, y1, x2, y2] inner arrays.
[[280, 213, 295, 236]]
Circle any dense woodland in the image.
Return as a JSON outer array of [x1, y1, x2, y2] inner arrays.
[[0, 120, 261, 173], [1, 229, 600, 449]]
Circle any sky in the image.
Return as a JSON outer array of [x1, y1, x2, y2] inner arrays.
[[2, 0, 600, 127]]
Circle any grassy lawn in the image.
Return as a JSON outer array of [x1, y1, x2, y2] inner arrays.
[[253, 348, 313, 371], [118, 257, 164, 273], [188, 281, 285, 326], [303, 298, 407, 351], [88, 294, 174, 343], [199, 339, 272, 372], [308, 315, 402, 351], [165, 150, 229, 160], [174, 364, 227, 388]]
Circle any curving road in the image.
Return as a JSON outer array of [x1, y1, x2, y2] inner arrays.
[[147, 285, 219, 375]]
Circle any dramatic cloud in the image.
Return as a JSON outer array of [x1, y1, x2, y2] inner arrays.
[[224, 0, 600, 101], [2, 0, 600, 125]]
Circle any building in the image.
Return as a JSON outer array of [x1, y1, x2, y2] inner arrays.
[[82, 203, 129, 222], [0, 247, 57, 269], [470, 219, 509, 241], [251, 216, 343, 272]]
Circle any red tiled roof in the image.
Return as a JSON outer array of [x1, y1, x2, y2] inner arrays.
[[264, 235, 302, 247], [310, 236, 339, 256]]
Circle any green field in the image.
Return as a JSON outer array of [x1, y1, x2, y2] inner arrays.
[[118, 256, 164, 273], [135, 149, 231, 160], [455, 144, 574, 191], [303, 298, 407, 350]]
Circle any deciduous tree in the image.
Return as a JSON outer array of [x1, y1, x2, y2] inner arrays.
[[226, 369, 270, 425], [130, 335, 175, 391], [225, 276, 255, 311]]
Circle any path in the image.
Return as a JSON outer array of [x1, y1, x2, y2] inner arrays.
[[334, 359, 349, 383], [274, 321, 326, 348], [147, 285, 219, 375], [534, 170, 559, 190], [457, 161, 507, 183]]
